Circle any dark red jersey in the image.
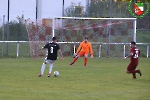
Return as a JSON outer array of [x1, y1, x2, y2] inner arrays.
[[130, 46, 140, 61]]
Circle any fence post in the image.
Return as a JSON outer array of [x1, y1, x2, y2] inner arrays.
[[16, 42, 20, 57], [99, 44, 101, 57], [147, 45, 149, 58], [6, 0, 10, 57], [123, 44, 126, 58], [73, 43, 76, 54]]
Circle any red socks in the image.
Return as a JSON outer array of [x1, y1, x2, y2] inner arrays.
[[72, 57, 78, 64], [71, 57, 88, 66], [84, 58, 88, 66]]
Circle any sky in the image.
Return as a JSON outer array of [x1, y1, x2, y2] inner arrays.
[[0, 0, 87, 23]]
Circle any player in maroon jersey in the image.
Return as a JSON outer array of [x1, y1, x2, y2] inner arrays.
[[124, 41, 142, 79]]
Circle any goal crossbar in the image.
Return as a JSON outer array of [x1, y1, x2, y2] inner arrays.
[[55, 17, 136, 20]]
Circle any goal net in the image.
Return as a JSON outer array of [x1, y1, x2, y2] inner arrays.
[[25, 17, 136, 58], [25, 19, 53, 58], [54, 17, 136, 57]]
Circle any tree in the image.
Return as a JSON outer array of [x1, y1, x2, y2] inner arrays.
[[0, 15, 28, 41]]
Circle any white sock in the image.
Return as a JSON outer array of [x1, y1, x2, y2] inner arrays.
[[49, 63, 54, 74], [41, 63, 46, 74]]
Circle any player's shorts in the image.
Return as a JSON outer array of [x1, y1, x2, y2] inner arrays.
[[78, 51, 89, 57], [127, 61, 138, 71], [44, 57, 56, 63]]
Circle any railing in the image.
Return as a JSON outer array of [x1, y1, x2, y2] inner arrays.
[[0, 41, 30, 57], [0, 41, 149, 58]]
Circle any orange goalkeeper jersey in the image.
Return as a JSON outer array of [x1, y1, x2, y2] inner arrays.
[[76, 41, 93, 55]]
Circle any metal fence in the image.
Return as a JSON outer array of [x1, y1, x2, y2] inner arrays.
[[0, 41, 30, 58], [0, 41, 149, 58]]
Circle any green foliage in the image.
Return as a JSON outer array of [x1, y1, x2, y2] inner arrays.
[[137, 30, 150, 42], [9, 21, 28, 41], [136, 30, 150, 57], [0, 57, 150, 100], [65, 1, 131, 18], [0, 16, 28, 41], [64, 1, 150, 29], [88, 1, 131, 18]]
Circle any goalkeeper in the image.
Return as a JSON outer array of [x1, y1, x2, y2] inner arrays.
[[70, 37, 93, 66]]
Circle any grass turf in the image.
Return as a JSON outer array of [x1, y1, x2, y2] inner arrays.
[[0, 57, 150, 100]]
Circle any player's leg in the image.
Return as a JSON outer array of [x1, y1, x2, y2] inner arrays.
[[126, 62, 138, 78], [84, 53, 88, 66], [39, 58, 47, 77], [70, 52, 84, 65], [48, 60, 55, 77], [133, 61, 142, 76], [132, 63, 142, 76], [70, 56, 79, 65], [137, 69, 142, 76]]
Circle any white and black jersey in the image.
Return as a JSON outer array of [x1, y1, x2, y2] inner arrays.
[[43, 42, 60, 60]]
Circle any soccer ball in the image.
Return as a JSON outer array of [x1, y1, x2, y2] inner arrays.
[[54, 71, 59, 77]]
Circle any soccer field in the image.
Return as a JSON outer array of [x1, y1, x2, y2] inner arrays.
[[0, 57, 150, 100]]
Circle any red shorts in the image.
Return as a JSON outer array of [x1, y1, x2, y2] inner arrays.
[[78, 51, 88, 57], [127, 61, 138, 71]]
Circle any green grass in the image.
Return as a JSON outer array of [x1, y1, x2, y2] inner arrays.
[[0, 57, 150, 100]]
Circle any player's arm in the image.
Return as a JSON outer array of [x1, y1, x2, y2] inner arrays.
[[138, 50, 141, 56], [58, 49, 64, 60], [42, 47, 46, 50], [42, 44, 48, 56], [89, 43, 94, 58], [42, 44, 48, 49], [75, 43, 82, 56], [124, 52, 133, 59]]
